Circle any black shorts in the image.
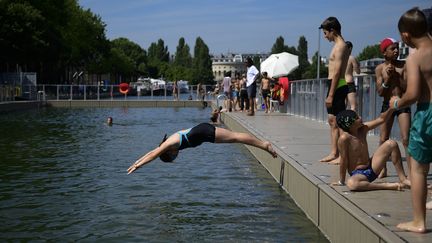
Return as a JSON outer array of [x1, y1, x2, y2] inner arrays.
[[262, 89, 270, 99], [247, 82, 257, 98], [347, 82, 356, 94], [187, 123, 216, 147], [326, 80, 348, 115], [381, 101, 411, 116]]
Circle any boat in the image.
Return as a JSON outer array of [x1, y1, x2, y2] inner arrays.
[[135, 77, 167, 96], [178, 80, 190, 93]]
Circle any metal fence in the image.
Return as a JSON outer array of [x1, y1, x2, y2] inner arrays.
[[1, 75, 410, 140], [29, 84, 217, 102], [286, 75, 413, 138]]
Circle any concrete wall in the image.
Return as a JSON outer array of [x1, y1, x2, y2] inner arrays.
[[0, 101, 42, 113]]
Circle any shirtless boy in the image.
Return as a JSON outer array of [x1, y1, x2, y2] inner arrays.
[[333, 109, 410, 191], [345, 41, 360, 111], [261, 72, 272, 113], [390, 7, 432, 233], [375, 37, 411, 178], [319, 17, 350, 163]]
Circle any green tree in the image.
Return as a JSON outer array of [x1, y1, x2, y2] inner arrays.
[[271, 36, 298, 55], [191, 37, 213, 85], [271, 36, 287, 54], [294, 36, 310, 80], [148, 39, 169, 63], [303, 51, 328, 79], [0, 0, 110, 84], [64, 3, 110, 83], [174, 37, 192, 67], [147, 39, 170, 78], [357, 44, 382, 61]]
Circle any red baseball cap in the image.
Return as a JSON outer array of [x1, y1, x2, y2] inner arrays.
[[380, 38, 398, 53]]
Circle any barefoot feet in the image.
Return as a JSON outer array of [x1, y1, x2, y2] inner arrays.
[[264, 142, 277, 158], [319, 153, 338, 163], [397, 221, 426, 233]]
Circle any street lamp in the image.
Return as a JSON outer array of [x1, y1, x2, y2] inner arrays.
[[317, 28, 321, 80]]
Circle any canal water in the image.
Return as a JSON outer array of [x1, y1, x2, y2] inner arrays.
[[0, 107, 328, 242]]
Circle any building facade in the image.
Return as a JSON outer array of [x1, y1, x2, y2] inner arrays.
[[211, 53, 269, 81]]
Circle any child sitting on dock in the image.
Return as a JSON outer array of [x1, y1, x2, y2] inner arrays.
[[127, 123, 277, 174], [331, 109, 410, 191]]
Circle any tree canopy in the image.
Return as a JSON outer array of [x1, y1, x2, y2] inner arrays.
[[1, 1, 389, 85]]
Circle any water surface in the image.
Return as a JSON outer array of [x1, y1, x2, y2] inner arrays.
[[0, 107, 328, 242]]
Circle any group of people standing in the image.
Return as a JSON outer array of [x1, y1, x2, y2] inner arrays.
[[221, 58, 285, 115], [319, 7, 432, 233], [221, 57, 260, 115]]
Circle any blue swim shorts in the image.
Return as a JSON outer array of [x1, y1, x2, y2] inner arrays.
[[408, 103, 432, 164], [350, 166, 377, 182]]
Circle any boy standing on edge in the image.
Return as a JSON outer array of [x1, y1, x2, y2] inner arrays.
[[375, 37, 410, 179], [319, 17, 350, 164], [391, 7, 432, 233]]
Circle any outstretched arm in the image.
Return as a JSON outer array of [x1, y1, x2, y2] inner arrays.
[[127, 135, 178, 174], [363, 108, 395, 131]]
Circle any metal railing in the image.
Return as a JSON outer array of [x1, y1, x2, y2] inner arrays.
[[286, 75, 413, 138], [21, 84, 219, 102]]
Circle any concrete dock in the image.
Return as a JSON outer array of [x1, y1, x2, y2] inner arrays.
[[220, 110, 432, 243]]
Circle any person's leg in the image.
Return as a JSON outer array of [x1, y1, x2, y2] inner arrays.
[[371, 139, 410, 186], [347, 174, 402, 191], [397, 159, 430, 233], [214, 127, 277, 157], [263, 97, 268, 113], [397, 112, 412, 176], [320, 114, 339, 162], [347, 92, 357, 111], [245, 93, 250, 111], [239, 92, 244, 111], [378, 117, 394, 178]]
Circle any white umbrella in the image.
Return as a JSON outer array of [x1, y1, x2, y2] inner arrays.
[[260, 52, 299, 78]]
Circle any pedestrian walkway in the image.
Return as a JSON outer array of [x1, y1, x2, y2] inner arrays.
[[220, 110, 431, 243]]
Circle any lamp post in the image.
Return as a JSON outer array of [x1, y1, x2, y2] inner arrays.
[[317, 28, 321, 80]]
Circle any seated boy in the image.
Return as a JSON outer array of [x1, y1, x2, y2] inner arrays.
[[332, 109, 411, 191]]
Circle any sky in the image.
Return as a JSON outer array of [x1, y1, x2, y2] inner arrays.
[[79, 0, 431, 59]]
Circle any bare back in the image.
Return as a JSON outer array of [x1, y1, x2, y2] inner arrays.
[[410, 43, 432, 103], [345, 55, 359, 83]]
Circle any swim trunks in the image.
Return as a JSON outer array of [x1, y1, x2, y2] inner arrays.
[[347, 82, 356, 94], [381, 101, 411, 116], [247, 81, 257, 98], [261, 89, 270, 99], [326, 79, 348, 115], [349, 165, 378, 182], [178, 123, 216, 150], [408, 103, 432, 164]]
